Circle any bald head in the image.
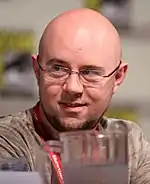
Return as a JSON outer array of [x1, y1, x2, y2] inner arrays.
[[39, 8, 122, 67], [36, 9, 127, 131]]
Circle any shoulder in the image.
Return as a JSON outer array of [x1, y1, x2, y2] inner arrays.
[[104, 117, 150, 163], [103, 117, 148, 159], [0, 110, 37, 170], [104, 117, 150, 179], [0, 109, 35, 151], [0, 109, 33, 130], [104, 116, 144, 137]]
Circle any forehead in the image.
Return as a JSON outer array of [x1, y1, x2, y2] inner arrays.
[[41, 26, 120, 69]]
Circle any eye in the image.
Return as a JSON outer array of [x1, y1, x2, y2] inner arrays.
[[46, 64, 69, 78], [52, 64, 63, 71], [46, 64, 65, 72], [81, 69, 102, 76]]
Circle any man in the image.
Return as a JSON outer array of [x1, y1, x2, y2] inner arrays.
[[0, 8, 150, 184]]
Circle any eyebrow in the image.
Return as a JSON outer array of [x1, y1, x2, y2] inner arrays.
[[47, 58, 69, 66], [80, 65, 105, 71], [47, 58, 105, 72]]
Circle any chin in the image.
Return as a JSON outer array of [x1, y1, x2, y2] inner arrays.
[[60, 117, 85, 130]]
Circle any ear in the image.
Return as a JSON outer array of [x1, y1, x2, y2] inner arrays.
[[113, 61, 128, 94], [32, 54, 40, 80]]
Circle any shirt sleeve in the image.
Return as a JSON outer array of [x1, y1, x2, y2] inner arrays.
[[0, 121, 31, 171], [130, 123, 150, 184]]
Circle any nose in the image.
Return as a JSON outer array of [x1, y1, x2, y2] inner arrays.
[[63, 73, 83, 96]]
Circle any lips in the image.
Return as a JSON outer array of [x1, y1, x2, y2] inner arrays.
[[59, 102, 87, 107], [59, 102, 87, 113]]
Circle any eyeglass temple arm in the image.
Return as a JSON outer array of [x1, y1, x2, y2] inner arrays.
[[103, 60, 122, 78]]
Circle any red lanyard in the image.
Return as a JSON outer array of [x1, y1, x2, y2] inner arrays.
[[32, 103, 64, 184]]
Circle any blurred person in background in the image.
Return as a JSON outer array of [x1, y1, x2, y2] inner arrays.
[[85, 0, 131, 30], [0, 8, 150, 184], [0, 52, 36, 97], [101, 0, 131, 30]]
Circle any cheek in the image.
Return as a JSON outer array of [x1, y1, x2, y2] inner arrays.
[[85, 85, 113, 118], [86, 81, 114, 104], [39, 77, 62, 102]]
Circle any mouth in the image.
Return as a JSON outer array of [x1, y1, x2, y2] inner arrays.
[[59, 102, 87, 112], [59, 102, 87, 107]]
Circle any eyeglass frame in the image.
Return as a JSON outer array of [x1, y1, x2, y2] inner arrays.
[[37, 59, 122, 84]]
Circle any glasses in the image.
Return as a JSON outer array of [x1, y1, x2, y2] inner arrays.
[[37, 60, 121, 85]]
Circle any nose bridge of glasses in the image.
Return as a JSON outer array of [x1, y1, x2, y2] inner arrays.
[[70, 70, 80, 76], [66, 70, 81, 80], [64, 70, 83, 92], [67, 70, 82, 83]]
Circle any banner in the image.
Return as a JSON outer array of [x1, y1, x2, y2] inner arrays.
[[84, 0, 102, 11], [0, 29, 35, 88], [84, 0, 131, 31]]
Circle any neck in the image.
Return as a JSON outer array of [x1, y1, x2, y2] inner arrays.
[[36, 103, 59, 141]]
